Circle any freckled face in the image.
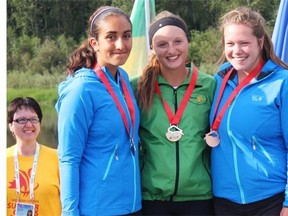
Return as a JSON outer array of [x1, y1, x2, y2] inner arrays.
[[152, 25, 189, 71], [9, 108, 41, 144], [224, 23, 264, 73], [91, 15, 132, 73]]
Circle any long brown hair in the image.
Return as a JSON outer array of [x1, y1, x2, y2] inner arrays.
[[66, 6, 131, 74], [136, 11, 188, 111], [216, 7, 288, 69]]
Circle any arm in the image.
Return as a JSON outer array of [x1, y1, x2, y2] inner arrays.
[[56, 86, 92, 216], [282, 78, 288, 209]]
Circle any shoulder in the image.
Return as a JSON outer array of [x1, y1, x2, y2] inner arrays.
[[6, 145, 15, 157], [196, 67, 216, 87], [264, 60, 288, 75], [130, 76, 140, 91], [39, 145, 57, 157]]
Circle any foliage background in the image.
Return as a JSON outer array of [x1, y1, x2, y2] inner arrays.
[[7, 0, 281, 108]]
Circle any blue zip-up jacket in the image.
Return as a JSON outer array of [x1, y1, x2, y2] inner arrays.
[[210, 59, 288, 206], [55, 66, 141, 216]]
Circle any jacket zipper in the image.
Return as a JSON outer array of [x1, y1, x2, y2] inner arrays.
[[171, 87, 180, 201], [226, 87, 246, 204], [103, 145, 119, 181], [251, 136, 274, 164]]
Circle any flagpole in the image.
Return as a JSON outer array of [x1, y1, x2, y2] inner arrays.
[[145, 0, 151, 58]]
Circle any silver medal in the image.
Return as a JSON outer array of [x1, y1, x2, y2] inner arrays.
[[166, 125, 184, 142]]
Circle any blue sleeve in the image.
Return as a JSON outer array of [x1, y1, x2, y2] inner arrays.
[[56, 82, 94, 216], [282, 77, 288, 207]]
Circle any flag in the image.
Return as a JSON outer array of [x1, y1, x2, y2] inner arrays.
[[272, 0, 288, 64], [122, 0, 155, 78]]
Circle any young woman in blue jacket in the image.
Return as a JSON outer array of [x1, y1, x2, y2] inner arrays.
[[55, 6, 141, 216], [207, 7, 288, 215]]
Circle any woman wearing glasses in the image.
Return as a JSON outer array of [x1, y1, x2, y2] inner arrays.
[[6, 97, 61, 216]]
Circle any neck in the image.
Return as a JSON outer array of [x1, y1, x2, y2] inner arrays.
[[161, 67, 188, 87], [237, 70, 249, 83], [16, 142, 37, 157]]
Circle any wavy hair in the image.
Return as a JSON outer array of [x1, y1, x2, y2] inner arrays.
[[216, 7, 288, 69]]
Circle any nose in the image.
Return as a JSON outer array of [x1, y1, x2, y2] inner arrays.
[[115, 38, 124, 50], [234, 44, 243, 53], [25, 120, 34, 126]]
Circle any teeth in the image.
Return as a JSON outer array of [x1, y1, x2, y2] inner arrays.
[[167, 56, 178, 60], [233, 57, 245, 61]]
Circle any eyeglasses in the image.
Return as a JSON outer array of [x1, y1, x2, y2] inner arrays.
[[13, 117, 40, 124]]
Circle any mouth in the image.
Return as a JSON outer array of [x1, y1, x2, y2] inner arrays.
[[113, 51, 129, 55], [23, 129, 35, 134], [166, 55, 179, 61], [233, 56, 247, 62]]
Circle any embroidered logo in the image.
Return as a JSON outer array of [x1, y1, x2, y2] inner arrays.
[[251, 94, 263, 102]]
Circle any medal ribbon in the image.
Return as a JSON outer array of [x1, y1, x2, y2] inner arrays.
[[155, 66, 198, 125], [211, 60, 265, 131], [93, 64, 136, 153], [14, 143, 40, 201]]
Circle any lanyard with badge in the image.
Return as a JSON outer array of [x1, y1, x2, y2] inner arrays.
[[93, 64, 137, 154], [155, 65, 198, 142], [205, 60, 265, 147], [14, 143, 40, 216]]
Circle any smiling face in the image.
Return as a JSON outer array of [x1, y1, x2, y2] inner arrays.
[[224, 23, 264, 73], [151, 25, 189, 72], [9, 107, 41, 145], [90, 15, 132, 74]]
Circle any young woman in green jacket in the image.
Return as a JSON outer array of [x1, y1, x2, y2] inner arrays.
[[131, 10, 216, 215]]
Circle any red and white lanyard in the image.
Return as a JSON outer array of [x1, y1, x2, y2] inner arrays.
[[93, 64, 136, 154], [14, 143, 40, 201], [155, 66, 198, 126], [211, 60, 265, 131]]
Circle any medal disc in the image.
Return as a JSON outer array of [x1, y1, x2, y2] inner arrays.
[[166, 130, 183, 142], [166, 125, 184, 142], [204, 131, 220, 147]]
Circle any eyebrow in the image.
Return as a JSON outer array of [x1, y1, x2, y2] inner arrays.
[[105, 30, 132, 34]]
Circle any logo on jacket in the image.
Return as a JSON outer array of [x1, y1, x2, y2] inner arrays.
[[8, 168, 39, 197]]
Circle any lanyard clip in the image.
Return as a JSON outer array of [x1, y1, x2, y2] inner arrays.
[[130, 138, 136, 155]]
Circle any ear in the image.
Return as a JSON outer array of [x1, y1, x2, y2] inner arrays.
[[89, 37, 99, 52], [9, 123, 13, 133]]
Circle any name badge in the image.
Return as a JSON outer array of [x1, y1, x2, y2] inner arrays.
[[16, 202, 35, 216]]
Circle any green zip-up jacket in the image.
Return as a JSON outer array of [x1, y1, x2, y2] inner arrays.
[[131, 66, 216, 201]]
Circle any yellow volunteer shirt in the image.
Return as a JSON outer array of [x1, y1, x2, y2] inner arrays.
[[7, 144, 61, 216]]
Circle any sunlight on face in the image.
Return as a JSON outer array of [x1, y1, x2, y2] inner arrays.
[[152, 25, 189, 71], [93, 15, 132, 74], [224, 23, 263, 73]]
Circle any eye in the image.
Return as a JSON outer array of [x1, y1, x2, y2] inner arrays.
[[106, 34, 116, 41], [157, 42, 167, 48], [16, 118, 28, 124], [123, 32, 132, 39], [30, 117, 40, 124], [225, 42, 234, 47]]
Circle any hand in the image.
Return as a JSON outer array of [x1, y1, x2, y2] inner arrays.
[[280, 207, 288, 216]]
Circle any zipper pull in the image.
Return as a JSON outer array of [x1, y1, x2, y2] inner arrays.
[[115, 145, 119, 160], [252, 140, 256, 150]]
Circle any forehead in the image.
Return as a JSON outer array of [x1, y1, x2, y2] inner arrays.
[[98, 15, 131, 34], [14, 106, 36, 116], [224, 23, 254, 38], [153, 25, 187, 40]]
